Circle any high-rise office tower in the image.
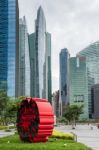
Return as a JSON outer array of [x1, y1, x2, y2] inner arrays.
[[29, 6, 52, 102], [69, 56, 89, 119], [18, 16, 30, 96], [78, 41, 99, 118], [35, 6, 46, 99], [46, 32, 52, 103], [91, 84, 99, 119], [59, 48, 70, 115], [28, 33, 36, 98], [0, 0, 19, 97]]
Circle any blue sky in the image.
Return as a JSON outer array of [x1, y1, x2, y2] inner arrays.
[[19, 0, 99, 92]]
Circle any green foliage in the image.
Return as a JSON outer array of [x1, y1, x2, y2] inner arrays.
[[0, 90, 9, 114], [0, 125, 15, 131], [0, 126, 8, 130], [51, 130, 74, 140], [0, 95, 23, 125], [64, 105, 84, 127], [56, 117, 67, 123], [0, 134, 92, 150]]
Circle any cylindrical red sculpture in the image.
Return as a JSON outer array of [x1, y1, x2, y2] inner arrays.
[[17, 97, 54, 142]]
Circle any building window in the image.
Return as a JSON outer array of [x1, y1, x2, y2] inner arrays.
[[74, 95, 84, 102]]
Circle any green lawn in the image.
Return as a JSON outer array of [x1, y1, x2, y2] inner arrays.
[[0, 134, 92, 150]]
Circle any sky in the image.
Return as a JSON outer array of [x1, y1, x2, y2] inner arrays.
[[18, 0, 99, 92]]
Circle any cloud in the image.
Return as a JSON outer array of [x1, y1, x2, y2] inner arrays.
[[18, 0, 99, 92]]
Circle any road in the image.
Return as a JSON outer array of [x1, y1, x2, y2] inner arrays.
[[55, 124, 99, 150]]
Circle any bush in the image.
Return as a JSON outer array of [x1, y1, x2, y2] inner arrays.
[[51, 130, 74, 140], [9, 125, 16, 129], [0, 126, 8, 130], [57, 117, 67, 124], [0, 125, 15, 130]]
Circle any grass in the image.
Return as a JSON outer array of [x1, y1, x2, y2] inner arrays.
[[0, 134, 92, 150]]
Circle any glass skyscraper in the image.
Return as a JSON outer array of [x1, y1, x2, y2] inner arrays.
[[46, 32, 52, 103], [69, 56, 89, 119], [59, 48, 70, 115], [29, 33, 36, 98], [0, 0, 19, 97], [78, 41, 99, 118], [18, 16, 30, 96], [35, 6, 46, 99], [29, 6, 52, 102], [91, 84, 99, 119]]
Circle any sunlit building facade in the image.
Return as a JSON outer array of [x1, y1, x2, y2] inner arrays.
[[18, 16, 30, 96], [29, 6, 52, 102], [35, 6, 47, 98]]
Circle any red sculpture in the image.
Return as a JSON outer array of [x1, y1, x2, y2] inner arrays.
[[17, 97, 54, 142]]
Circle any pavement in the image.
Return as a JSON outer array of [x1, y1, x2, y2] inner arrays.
[[0, 130, 15, 138], [55, 124, 99, 150], [0, 125, 99, 150]]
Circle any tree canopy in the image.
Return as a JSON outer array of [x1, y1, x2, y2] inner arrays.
[[64, 104, 84, 128], [0, 90, 9, 114]]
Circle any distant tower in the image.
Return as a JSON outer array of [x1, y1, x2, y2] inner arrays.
[[46, 32, 52, 103], [18, 16, 30, 96], [29, 6, 52, 102], [59, 48, 70, 116], [78, 41, 99, 118], [69, 56, 89, 119]]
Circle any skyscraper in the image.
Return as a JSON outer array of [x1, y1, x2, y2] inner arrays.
[[0, 0, 19, 97], [46, 32, 52, 103], [91, 84, 99, 119], [69, 56, 89, 119], [78, 41, 99, 118], [29, 6, 52, 102], [18, 16, 30, 96], [59, 48, 70, 115], [35, 6, 47, 99], [29, 33, 36, 97]]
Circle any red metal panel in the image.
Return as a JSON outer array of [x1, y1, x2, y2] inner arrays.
[[17, 97, 54, 143]]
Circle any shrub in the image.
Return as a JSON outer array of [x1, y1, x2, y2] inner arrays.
[[57, 117, 67, 124], [51, 130, 74, 140], [0, 125, 15, 130], [0, 126, 8, 130]]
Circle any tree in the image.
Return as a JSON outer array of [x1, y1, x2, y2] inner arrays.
[[4, 100, 17, 125], [0, 95, 23, 125], [4, 97, 23, 125], [64, 104, 83, 129], [0, 90, 9, 115]]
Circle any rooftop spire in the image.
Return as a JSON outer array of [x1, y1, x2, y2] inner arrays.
[[38, 5, 43, 11], [37, 5, 44, 16]]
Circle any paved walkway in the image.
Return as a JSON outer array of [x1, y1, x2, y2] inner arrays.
[[0, 130, 15, 138], [55, 125, 99, 150]]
